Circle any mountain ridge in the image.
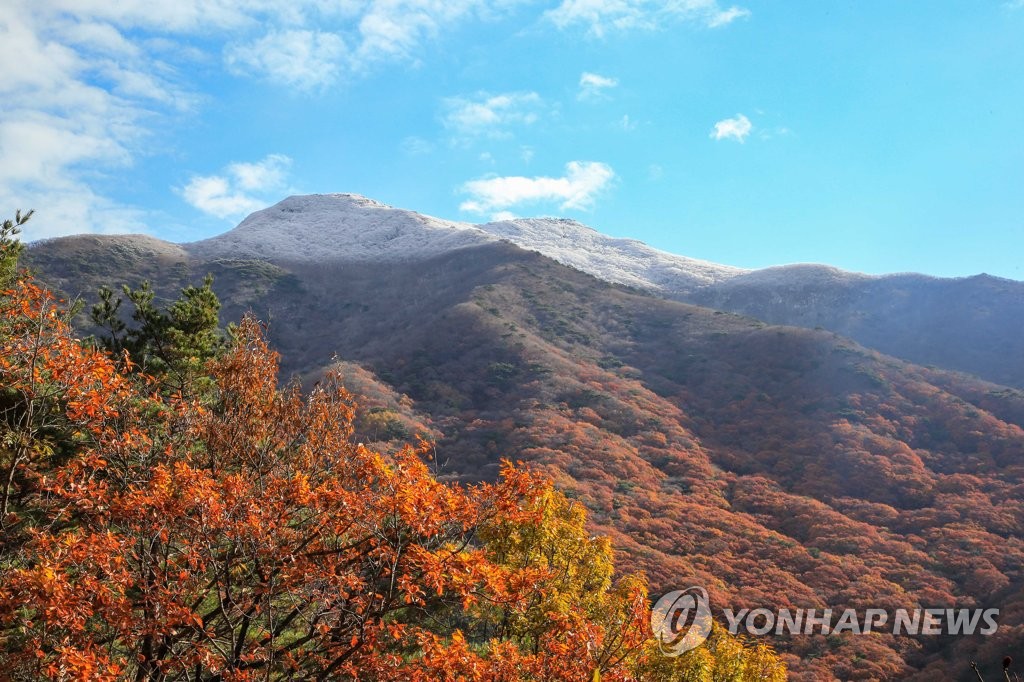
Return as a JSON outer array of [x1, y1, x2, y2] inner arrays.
[[35, 193, 1019, 286], [29, 193, 1024, 389]]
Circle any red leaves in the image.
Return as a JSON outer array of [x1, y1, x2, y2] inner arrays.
[[0, 275, 785, 679]]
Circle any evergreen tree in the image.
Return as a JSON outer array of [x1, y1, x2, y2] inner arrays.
[[90, 275, 225, 398], [0, 210, 32, 287]]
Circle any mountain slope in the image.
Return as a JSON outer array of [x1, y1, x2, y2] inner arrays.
[[22, 213, 1024, 680], [684, 267, 1024, 389], [183, 194, 1024, 389], [478, 216, 744, 290], [483, 218, 1024, 390], [183, 193, 744, 288]]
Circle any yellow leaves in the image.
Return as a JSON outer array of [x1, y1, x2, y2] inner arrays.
[[632, 623, 787, 682], [481, 485, 616, 621], [4, 275, 722, 681]]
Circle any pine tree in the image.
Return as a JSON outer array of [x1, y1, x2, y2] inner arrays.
[[90, 275, 225, 397], [0, 210, 32, 287]]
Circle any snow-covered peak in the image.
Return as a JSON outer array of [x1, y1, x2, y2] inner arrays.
[[478, 217, 746, 291], [191, 194, 901, 296], [186, 194, 496, 263], [186, 194, 747, 292]]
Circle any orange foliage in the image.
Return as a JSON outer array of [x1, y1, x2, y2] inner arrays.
[[0, 270, 694, 679]]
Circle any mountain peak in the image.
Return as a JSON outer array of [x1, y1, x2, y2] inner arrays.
[[184, 193, 746, 291], [277, 193, 392, 211], [186, 194, 494, 263]]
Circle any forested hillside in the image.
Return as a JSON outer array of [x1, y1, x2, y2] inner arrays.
[[23, 226, 1024, 680], [0, 215, 787, 680]]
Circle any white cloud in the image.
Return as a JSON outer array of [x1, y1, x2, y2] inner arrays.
[[1, 0, 527, 238], [442, 91, 544, 138], [578, 71, 618, 100], [547, 0, 749, 36], [707, 5, 750, 27], [0, 1, 186, 239], [181, 176, 266, 220], [181, 154, 292, 219], [459, 161, 615, 216], [354, 0, 498, 66], [710, 113, 752, 142], [225, 30, 347, 91], [227, 153, 292, 192]]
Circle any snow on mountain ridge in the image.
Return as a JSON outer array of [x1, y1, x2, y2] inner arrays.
[[185, 194, 899, 295], [186, 194, 496, 263], [187, 194, 752, 294], [478, 217, 746, 291]]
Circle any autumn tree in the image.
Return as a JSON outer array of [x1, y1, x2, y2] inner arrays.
[[0, 217, 785, 680], [0, 259, 648, 678], [633, 623, 787, 682], [476, 486, 650, 675]]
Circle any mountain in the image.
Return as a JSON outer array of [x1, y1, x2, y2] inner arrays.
[[683, 266, 1024, 390], [22, 194, 1024, 680], [476, 215, 744, 290], [185, 193, 743, 284], [484, 218, 1024, 391], [188, 194, 495, 263], [178, 194, 1024, 389]]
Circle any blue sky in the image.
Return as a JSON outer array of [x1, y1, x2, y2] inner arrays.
[[3, 1, 1023, 278]]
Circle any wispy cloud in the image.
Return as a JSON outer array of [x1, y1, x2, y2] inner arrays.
[[710, 113, 753, 142], [0, 1, 194, 238], [459, 161, 615, 218], [1, 0, 527, 238], [181, 154, 292, 220], [225, 30, 347, 91], [354, 0, 503, 65], [224, 1, 520, 88], [707, 6, 750, 27], [442, 91, 544, 138], [578, 71, 618, 100], [759, 125, 792, 141], [547, 0, 749, 37]]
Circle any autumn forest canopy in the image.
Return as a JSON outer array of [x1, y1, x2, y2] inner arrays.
[[0, 213, 785, 680], [9, 193, 1024, 680]]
